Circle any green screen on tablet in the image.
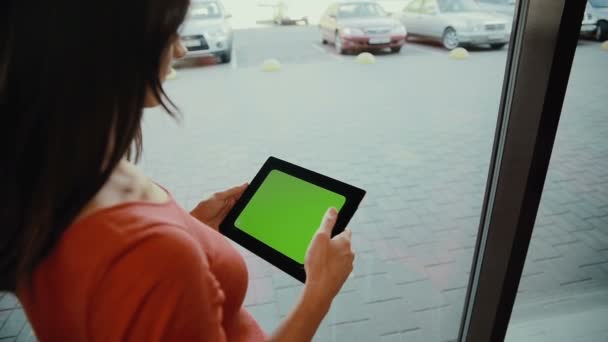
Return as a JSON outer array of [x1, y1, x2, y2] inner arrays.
[[235, 169, 346, 264]]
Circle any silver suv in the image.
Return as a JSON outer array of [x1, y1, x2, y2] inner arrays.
[[180, 0, 233, 63]]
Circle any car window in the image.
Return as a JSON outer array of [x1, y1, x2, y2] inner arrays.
[[421, 0, 440, 14], [190, 1, 223, 19], [437, 0, 482, 12], [404, 0, 424, 12], [337, 3, 387, 18], [590, 0, 608, 7]]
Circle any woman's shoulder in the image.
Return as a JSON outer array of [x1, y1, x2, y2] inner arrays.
[[41, 161, 207, 287], [59, 188, 195, 270], [22, 201, 214, 338], [74, 160, 170, 223], [55, 162, 196, 270], [33, 200, 206, 307]]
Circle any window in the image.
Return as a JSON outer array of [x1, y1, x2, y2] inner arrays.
[[152, 0, 519, 340], [3, 0, 600, 341], [590, 0, 608, 8], [477, 0, 508, 4], [404, 0, 424, 13], [505, 28, 608, 342], [164, 0, 518, 339], [337, 3, 387, 19], [421, 0, 440, 14], [437, 0, 481, 13], [190, 1, 223, 20]]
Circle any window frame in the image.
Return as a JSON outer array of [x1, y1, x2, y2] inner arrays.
[[454, 0, 589, 340]]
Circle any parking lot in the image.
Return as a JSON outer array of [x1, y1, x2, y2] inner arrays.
[[198, 25, 509, 68], [1, 26, 607, 341]]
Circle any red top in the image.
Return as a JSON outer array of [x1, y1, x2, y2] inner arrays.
[[18, 194, 266, 342]]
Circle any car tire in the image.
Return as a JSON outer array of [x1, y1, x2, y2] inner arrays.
[[391, 46, 402, 53], [442, 27, 459, 50], [322, 37, 328, 45], [335, 32, 345, 54], [490, 43, 506, 50], [220, 49, 232, 64], [597, 21, 608, 41]]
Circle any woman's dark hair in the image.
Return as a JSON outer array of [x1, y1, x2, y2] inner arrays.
[[0, 0, 190, 291]]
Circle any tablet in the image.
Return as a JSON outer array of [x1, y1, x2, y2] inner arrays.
[[220, 157, 366, 282]]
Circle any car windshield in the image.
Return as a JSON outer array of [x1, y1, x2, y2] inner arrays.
[[437, 0, 482, 13], [190, 1, 223, 19], [337, 3, 387, 18], [590, 0, 608, 8]]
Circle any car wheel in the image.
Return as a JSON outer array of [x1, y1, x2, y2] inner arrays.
[[335, 32, 345, 54], [442, 27, 459, 50], [322, 36, 328, 45], [391, 46, 402, 53], [490, 43, 506, 50], [596, 21, 608, 41], [220, 49, 232, 64]]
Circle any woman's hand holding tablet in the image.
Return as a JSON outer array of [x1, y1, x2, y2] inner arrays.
[[266, 207, 356, 342], [304, 208, 355, 303], [220, 156, 366, 282]]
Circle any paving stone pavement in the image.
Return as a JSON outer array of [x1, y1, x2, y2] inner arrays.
[[2, 40, 606, 341]]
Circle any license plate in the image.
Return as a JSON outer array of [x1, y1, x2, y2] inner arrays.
[[489, 34, 504, 41], [369, 37, 390, 45], [184, 39, 201, 48]]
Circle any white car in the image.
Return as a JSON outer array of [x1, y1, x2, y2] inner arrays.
[[475, 0, 600, 40], [180, 0, 233, 63], [475, 0, 515, 17], [581, 3, 600, 37], [398, 0, 511, 50], [587, 0, 608, 41]]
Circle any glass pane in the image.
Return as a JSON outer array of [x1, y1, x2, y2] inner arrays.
[[157, 0, 514, 340], [506, 15, 608, 342], [146, 1, 516, 341], [3, 0, 518, 341]]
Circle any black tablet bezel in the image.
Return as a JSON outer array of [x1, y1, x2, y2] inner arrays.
[[219, 156, 366, 283]]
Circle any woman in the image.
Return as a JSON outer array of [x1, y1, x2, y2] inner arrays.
[[0, 0, 354, 341]]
